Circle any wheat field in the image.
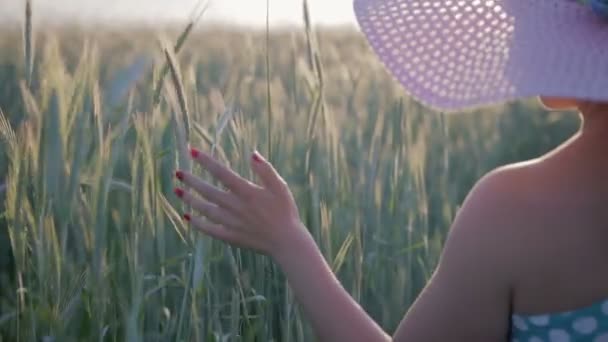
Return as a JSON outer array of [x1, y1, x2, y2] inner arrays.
[[0, 3, 580, 341]]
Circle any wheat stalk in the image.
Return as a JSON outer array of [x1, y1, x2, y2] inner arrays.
[[24, 0, 34, 87]]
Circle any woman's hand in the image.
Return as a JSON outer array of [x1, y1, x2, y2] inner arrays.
[[174, 147, 304, 257], [175, 148, 391, 342]]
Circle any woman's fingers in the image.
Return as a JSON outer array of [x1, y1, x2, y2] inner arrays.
[[250, 150, 287, 193], [175, 170, 241, 212], [190, 147, 257, 195], [184, 214, 264, 252], [184, 214, 238, 244], [175, 188, 243, 228]]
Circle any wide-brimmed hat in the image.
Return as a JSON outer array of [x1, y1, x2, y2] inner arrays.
[[353, 0, 608, 112]]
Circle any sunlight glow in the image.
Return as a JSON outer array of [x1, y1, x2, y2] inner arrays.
[[1, 0, 358, 27]]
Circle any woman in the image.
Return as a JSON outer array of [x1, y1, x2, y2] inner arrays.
[[174, 1, 608, 340]]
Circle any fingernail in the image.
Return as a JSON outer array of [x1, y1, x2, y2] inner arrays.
[[252, 151, 262, 163], [175, 170, 184, 181], [174, 188, 185, 198], [183, 213, 191, 222], [190, 147, 200, 158]]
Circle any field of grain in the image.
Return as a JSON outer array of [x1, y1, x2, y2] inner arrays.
[[0, 4, 580, 341]]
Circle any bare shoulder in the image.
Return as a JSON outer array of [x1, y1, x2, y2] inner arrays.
[[453, 158, 543, 230], [472, 158, 543, 202], [439, 159, 545, 280]]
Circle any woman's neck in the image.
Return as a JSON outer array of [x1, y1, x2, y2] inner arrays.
[[541, 105, 607, 167], [579, 103, 608, 139]]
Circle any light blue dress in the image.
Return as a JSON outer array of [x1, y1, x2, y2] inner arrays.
[[511, 299, 608, 341]]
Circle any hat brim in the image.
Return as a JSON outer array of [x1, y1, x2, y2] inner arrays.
[[354, 0, 608, 112]]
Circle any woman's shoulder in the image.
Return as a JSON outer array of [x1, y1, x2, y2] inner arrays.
[[443, 158, 551, 286], [482, 156, 545, 186], [430, 160, 545, 303], [462, 158, 545, 217]]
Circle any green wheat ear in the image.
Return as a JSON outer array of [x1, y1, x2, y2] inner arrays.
[[212, 103, 237, 157], [152, 0, 208, 107]]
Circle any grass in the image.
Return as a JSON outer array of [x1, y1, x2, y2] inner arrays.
[[0, 2, 581, 341]]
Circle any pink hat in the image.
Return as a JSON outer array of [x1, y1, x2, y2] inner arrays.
[[353, 0, 608, 112]]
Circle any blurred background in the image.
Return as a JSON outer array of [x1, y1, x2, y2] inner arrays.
[[0, 0, 579, 341]]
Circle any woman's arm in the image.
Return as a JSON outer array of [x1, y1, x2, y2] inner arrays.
[[273, 226, 391, 342], [175, 148, 513, 341]]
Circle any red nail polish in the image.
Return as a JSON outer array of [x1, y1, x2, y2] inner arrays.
[[175, 170, 184, 181], [252, 151, 262, 163], [174, 188, 185, 198], [183, 213, 191, 221], [190, 148, 200, 158]]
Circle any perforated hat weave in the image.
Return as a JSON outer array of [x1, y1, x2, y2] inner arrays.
[[353, 0, 608, 112]]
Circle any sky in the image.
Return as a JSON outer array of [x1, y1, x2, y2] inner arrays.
[[1, 0, 359, 28]]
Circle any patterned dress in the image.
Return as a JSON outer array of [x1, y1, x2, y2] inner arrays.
[[511, 299, 608, 341]]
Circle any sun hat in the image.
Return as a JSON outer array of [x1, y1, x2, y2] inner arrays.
[[353, 0, 608, 112]]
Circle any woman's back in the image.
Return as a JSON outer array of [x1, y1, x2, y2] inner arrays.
[[496, 132, 608, 340]]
